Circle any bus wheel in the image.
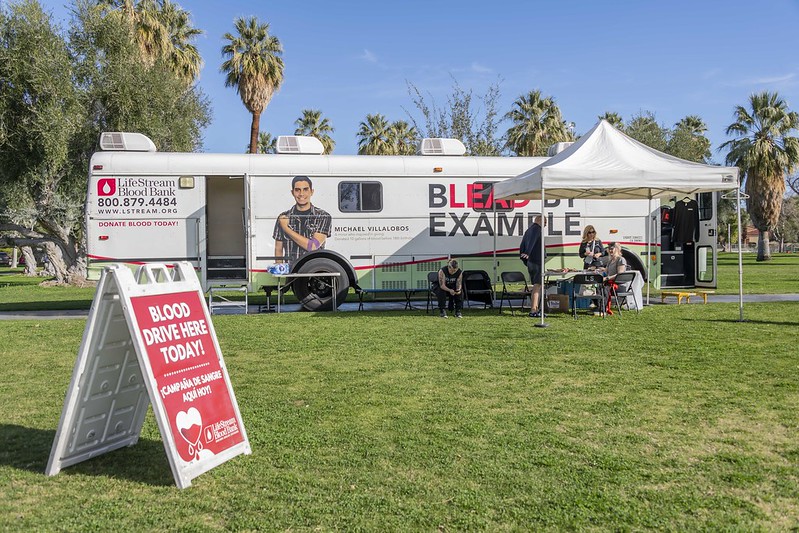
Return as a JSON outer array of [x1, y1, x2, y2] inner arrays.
[[293, 258, 350, 311]]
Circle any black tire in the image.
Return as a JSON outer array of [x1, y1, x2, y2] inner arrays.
[[293, 257, 351, 311]]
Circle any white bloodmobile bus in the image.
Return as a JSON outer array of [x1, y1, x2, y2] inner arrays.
[[86, 132, 718, 310]]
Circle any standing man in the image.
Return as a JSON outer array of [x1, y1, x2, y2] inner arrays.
[[520, 215, 545, 318], [273, 176, 332, 266]]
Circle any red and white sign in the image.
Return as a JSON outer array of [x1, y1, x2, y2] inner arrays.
[[130, 291, 244, 462], [46, 263, 250, 489]]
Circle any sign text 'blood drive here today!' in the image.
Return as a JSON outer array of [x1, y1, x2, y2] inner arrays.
[[130, 291, 243, 463]]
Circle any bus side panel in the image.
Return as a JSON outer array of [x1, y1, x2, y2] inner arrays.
[[248, 175, 658, 289], [86, 173, 206, 279]]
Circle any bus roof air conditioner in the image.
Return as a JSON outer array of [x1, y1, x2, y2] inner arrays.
[[418, 138, 467, 156], [547, 142, 574, 156], [99, 132, 157, 152], [276, 136, 324, 155]]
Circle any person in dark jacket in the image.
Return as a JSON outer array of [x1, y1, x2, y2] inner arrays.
[[520, 215, 545, 317], [579, 225, 605, 269]]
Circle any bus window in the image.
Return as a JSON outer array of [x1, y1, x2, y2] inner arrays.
[[339, 182, 383, 212], [696, 245, 713, 282], [698, 192, 712, 221]]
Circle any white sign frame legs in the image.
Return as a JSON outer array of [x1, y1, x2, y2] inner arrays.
[[47, 263, 251, 489], [46, 264, 151, 476]]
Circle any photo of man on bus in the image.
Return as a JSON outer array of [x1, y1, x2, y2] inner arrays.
[[273, 175, 332, 266]]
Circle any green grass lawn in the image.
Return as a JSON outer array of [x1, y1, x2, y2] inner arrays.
[[2, 303, 798, 529], [1, 252, 797, 312], [716, 252, 799, 294]]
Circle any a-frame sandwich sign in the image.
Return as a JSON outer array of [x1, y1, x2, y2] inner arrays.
[[46, 262, 251, 488]]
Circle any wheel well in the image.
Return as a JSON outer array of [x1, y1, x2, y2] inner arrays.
[[292, 249, 357, 288], [621, 247, 648, 282]]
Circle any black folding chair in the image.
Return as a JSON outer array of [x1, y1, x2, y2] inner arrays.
[[462, 270, 494, 309], [570, 273, 607, 319], [426, 271, 440, 314], [498, 271, 531, 315], [609, 271, 638, 316]]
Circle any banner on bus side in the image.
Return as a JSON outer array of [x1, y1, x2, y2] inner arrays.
[[46, 262, 250, 489]]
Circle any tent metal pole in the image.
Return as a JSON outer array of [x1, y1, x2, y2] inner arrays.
[[735, 185, 745, 321], [492, 204, 498, 290], [536, 191, 548, 328], [647, 195, 652, 306]]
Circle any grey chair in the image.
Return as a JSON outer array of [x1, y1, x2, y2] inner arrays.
[[609, 271, 638, 315], [498, 271, 531, 315]]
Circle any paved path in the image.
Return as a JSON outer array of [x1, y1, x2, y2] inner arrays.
[[1, 294, 798, 320]]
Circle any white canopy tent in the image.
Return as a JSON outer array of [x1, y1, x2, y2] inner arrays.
[[493, 120, 743, 325]]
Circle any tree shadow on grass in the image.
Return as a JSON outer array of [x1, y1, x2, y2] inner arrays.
[[681, 318, 799, 327], [0, 300, 92, 312], [0, 424, 173, 486]]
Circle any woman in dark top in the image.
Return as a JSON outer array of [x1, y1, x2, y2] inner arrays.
[[579, 225, 605, 269], [436, 259, 463, 319]]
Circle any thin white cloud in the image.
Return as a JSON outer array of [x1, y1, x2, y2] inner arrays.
[[359, 49, 378, 63], [748, 73, 796, 84], [727, 73, 797, 86], [449, 62, 493, 75]]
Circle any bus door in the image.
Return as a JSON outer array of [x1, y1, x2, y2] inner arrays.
[[694, 192, 717, 288], [205, 175, 247, 283]]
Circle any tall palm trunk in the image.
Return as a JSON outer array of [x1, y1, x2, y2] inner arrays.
[[249, 111, 261, 154], [756, 231, 771, 261], [746, 172, 782, 262]]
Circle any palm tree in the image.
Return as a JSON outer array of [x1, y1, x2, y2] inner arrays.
[[676, 115, 706, 135], [598, 111, 625, 130], [357, 114, 392, 155], [221, 17, 284, 154], [159, 0, 203, 85], [504, 90, 571, 156], [96, 0, 169, 66], [256, 132, 276, 154], [95, 0, 202, 84], [721, 91, 799, 261], [388, 120, 418, 155], [294, 109, 335, 154]]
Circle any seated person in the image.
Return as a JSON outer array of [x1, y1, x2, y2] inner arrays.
[[435, 259, 463, 319], [579, 225, 605, 269], [602, 242, 627, 315]]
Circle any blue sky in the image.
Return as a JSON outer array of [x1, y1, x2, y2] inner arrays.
[[35, 0, 799, 159]]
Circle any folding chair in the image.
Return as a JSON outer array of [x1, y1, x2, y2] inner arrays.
[[609, 271, 638, 316], [570, 273, 607, 319], [498, 271, 531, 315], [425, 271, 440, 314], [462, 270, 494, 309]]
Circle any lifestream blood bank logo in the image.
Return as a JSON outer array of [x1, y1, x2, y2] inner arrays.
[[97, 178, 116, 196]]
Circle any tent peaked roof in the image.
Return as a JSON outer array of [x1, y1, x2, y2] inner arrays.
[[493, 120, 739, 200]]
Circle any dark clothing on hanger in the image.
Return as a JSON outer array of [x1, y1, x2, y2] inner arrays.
[[672, 198, 699, 243]]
